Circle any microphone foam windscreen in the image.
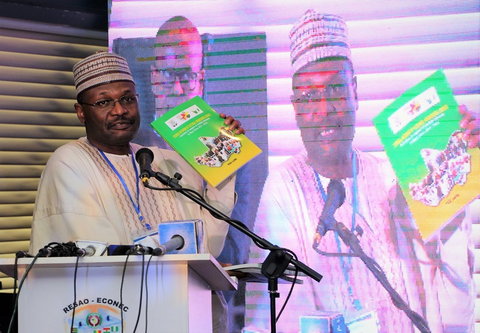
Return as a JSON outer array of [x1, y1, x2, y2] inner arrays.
[[158, 219, 204, 254]]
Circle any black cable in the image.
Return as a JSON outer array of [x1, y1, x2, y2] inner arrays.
[[120, 253, 130, 333], [38, 241, 78, 257], [276, 268, 299, 323], [275, 250, 299, 323], [38, 241, 61, 257], [10, 255, 19, 333], [250, 231, 281, 252], [70, 255, 80, 333], [142, 169, 322, 333], [144, 182, 206, 203], [144, 255, 154, 333], [144, 175, 278, 258], [7, 253, 40, 333], [145, 179, 252, 241], [132, 253, 146, 333], [12, 255, 19, 298]]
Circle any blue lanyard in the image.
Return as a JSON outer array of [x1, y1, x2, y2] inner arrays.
[[98, 149, 151, 230], [314, 153, 362, 310]]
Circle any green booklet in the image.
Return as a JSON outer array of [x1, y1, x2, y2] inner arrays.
[[373, 69, 479, 240], [150, 96, 262, 187]]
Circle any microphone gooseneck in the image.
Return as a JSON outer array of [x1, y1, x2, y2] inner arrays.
[[316, 179, 346, 237]]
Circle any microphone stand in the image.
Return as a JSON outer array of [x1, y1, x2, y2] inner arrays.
[[333, 221, 431, 333], [142, 170, 323, 333]]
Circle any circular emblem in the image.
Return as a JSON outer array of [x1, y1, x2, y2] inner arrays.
[[86, 312, 102, 328]]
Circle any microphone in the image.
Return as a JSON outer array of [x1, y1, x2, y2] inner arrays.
[[107, 220, 203, 256], [107, 244, 153, 256], [127, 244, 153, 255], [135, 147, 183, 188], [154, 220, 204, 255], [38, 247, 54, 257], [152, 235, 185, 256], [37, 242, 78, 257], [76, 245, 96, 257], [75, 240, 108, 256], [16, 251, 33, 258], [315, 179, 346, 240], [135, 147, 154, 180]]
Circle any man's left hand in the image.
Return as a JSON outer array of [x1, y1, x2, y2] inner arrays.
[[220, 113, 246, 135], [459, 105, 479, 148]]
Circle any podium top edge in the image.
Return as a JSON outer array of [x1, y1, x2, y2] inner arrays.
[[0, 253, 237, 291], [0, 253, 212, 266], [0, 253, 213, 275]]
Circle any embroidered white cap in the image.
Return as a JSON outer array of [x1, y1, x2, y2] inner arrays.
[[73, 51, 134, 96], [289, 10, 351, 73]]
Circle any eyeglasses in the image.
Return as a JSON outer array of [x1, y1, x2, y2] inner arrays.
[[151, 68, 200, 91], [80, 94, 139, 111], [291, 84, 351, 104]]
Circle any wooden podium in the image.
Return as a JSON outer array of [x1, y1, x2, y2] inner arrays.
[[0, 254, 237, 332]]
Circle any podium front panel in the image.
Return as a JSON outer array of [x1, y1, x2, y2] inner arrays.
[[0, 254, 236, 333]]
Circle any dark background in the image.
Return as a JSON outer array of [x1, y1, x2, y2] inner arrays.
[[0, 2, 107, 331], [0, 0, 107, 31]]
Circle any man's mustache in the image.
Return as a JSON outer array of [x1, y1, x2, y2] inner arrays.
[[107, 116, 136, 129]]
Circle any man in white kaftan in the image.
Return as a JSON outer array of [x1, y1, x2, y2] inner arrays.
[[30, 136, 235, 257], [28, 51, 245, 333], [244, 10, 475, 333], [246, 155, 475, 332], [246, 148, 475, 332], [246, 149, 429, 332]]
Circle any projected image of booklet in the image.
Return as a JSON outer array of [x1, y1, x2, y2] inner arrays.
[[150, 96, 262, 187], [373, 69, 479, 240]]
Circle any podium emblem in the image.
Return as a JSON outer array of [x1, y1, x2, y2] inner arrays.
[[86, 313, 102, 327]]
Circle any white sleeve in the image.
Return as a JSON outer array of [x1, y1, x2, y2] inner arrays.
[[29, 145, 124, 253]]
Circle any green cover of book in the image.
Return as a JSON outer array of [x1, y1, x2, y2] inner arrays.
[[373, 69, 479, 240], [150, 96, 262, 187]]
